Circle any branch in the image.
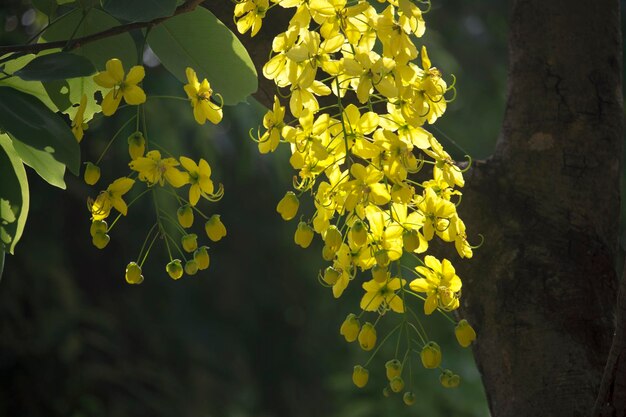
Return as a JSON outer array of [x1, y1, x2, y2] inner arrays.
[[0, 0, 205, 56]]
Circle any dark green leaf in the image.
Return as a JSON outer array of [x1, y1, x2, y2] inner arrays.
[[0, 87, 80, 175], [0, 54, 59, 111], [32, 0, 58, 16], [0, 134, 30, 255], [43, 79, 73, 112], [148, 7, 257, 105], [11, 136, 67, 189], [42, 9, 137, 70], [14, 52, 96, 82], [0, 248, 4, 281], [101, 0, 177, 22]]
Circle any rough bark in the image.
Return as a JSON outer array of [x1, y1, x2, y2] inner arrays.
[[207, 1, 624, 415], [456, 0, 624, 416]]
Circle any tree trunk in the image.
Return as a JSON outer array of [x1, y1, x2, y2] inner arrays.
[[457, 0, 624, 416]]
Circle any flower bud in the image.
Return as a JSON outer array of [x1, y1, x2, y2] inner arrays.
[[358, 322, 377, 351], [403, 391, 416, 406], [184, 259, 199, 275], [385, 359, 402, 381], [420, 341, 442, 369], [92, 232, 110, 249], [177, 205, 194, 228], [84, 162, 101, 185], [455, 319, 477, 347], [439, 369, 461, 388], [349, 220, 368, 247], [352, 365, 369, 388], [127, 131, 145, 160], [181, 233, 198, 253], [402, 229, 421, 253], [374, 249, 390, 267], [389, 376, 404, 393], [90, 220, 107, 237], [322, 245, 335, 261], [194, 246, 210, 270], [166, 259, 184, 280], [205, 214, 226, 242], [125, 262, 143, 284], [294, 222, 314, 248], [339, 313, 360, 342], [322, 266, 340, 285], [372, 265, 389, 283], [276, 191, 299, 221], [324, 225, 342, 253], [382, 387, 391, 398]]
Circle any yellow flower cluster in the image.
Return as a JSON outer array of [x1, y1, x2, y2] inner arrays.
[[82, 60, 226, 284], [237, 0, 478, 398]]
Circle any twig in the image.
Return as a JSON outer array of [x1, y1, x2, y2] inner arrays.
[[0, 0, 205, 56]]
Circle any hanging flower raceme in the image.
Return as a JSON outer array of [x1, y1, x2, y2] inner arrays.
[[82, 59, 226, 285], [236, 0, 479, 403]]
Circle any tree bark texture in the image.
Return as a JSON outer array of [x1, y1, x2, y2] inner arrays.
[[457, 0, 624, 416], [205, 1, 624, 415]]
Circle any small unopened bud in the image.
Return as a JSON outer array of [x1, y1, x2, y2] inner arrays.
[[92, 232, 110, 249], [352, 365, 369, 388], [184, 259, 199, 275], [389, 376, 404, 393], [349, 220, 368, 247], [323, 266, 340, 285], [177, 205, 194, 228], [455, 319, 477, 347], [439, 369, 461, 388], [324, 225, 342, 253], [84, 162, 100, 185], [90, 220, 107, 237], [205, 214, 226, 242], [125, 262, 143, 284], [294, 222, 314, 248], [181, 234, 198, 253], [374, 249, 390, 267], [194, 246, 210, 270], [127, 131, 145, 160], [403, 229, 421, 253], [166, 259, 184, 280], [420, 341, 442, 369], [372, 265, 389, 283], [276, 191, 299, 221], [403, 391, 416, 405], [358, 322, 377, 351], [339, 313, 360, 342], [385, 359, 402, 381]]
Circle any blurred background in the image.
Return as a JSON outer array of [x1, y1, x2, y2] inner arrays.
[[0, 1, 624, 416]]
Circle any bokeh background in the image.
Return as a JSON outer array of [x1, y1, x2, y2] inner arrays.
[[1, 1, 624, 416]]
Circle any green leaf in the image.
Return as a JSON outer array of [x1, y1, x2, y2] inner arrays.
[[0, 248, 4, 281], [0, 134, 30, 255], [32, 0, 58, 16], [63, 76, 101, 121], [148, 7, 257, 105], [11, 136, 67, 189], [101, 0, 177, 23], [0, 87, 80, 175], [43, 79, 73, 112], [14, 52, 96, 82], [0, 54, 59, 111], [42, 9, 137, 70]]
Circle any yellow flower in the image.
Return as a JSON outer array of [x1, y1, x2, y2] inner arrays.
[[184, 67, 223, 125], [420, 341, 442, 369], [71, 94, 88, 141], [409, 255, 462, 315], [294, 221, 314, 248], [276, 191, 299, 221], [94, 59, 146, 116], [179, 156, 214, 206], [360, 277, 406, 313], [194, 246, 210, 270], [91, 177, 135, 221], [129, 150, 188, 188], [234, 0, 268, 37], [125, 262, 144, 284], [83, 162, 100, 186], [352, 365, 369, 388], [339, 313, 360, 342], [385, 359, 402, 381]]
